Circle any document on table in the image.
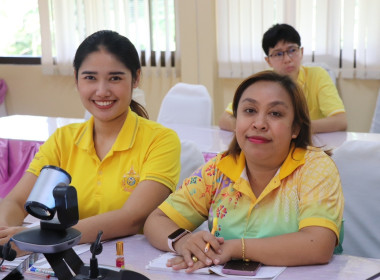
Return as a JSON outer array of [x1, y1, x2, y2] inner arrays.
[[1, 253, 39, 273], [146, 252, 286, 279], [24, 243, 91, 277]]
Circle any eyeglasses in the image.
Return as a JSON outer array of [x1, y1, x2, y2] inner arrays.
[[268, 46, 301, 61]]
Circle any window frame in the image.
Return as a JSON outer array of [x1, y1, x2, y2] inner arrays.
[[0, 0, 176, 68], [0, 56, 41, 65]]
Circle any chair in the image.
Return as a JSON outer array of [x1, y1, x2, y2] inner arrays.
[[303, 62, 336, 85], [157, 83, 212, 127], [0, 79, 8, 117], [370, 88, 380, 133], [332, 140, 380, 258], [178, 140, 205, 189], [0, 103, 6, 117]]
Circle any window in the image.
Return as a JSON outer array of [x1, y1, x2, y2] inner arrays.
[[0, 0, 41, 64], [0, 0, 177, 74], [217, 0, 380, 79]]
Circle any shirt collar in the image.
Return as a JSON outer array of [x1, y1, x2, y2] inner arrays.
[[218, 144, 307, 182], [76, 107, 139, 151]]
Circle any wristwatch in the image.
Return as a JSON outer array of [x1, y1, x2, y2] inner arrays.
[[167, 228, 191, 252]]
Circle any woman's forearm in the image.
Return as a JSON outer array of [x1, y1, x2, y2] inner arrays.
[[245, 226, 336, 266]]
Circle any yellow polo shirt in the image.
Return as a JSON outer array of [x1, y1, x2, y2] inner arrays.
[[28, 108, 181, 219], [224, 66, 345, 120], [159, 146, 344, 246], [298, 66, 345, 120]]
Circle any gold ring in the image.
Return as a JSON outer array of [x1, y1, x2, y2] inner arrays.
[[192, 256, 198, 263]]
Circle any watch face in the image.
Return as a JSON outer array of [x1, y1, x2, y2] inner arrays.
[[168, 228, 187, 239]]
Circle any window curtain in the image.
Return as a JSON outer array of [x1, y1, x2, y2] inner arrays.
[[216, 0, 380, 79], [38, 0, 178, 77]]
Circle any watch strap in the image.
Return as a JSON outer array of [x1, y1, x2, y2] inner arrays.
[[168, 228, 190, 253]]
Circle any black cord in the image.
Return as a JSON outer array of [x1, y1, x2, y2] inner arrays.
[[91, 230, 103, 258], [89, 230, 103, 279], [0, 240, 16, 270]]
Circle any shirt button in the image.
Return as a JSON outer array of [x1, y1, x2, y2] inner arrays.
[[98, 170, 102, 175], [97, 181, 101, 186]]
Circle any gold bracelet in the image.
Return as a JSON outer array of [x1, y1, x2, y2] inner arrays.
[[241, 238, 250, 262]]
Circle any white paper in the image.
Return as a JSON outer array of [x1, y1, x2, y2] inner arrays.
[[146, 252, 211, 274], [146, 252, 286, 279]]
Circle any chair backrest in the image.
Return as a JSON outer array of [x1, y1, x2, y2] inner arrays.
[[0, 103, 7, 117], [370, 88, 380, 133], [178, 140, 205, 189], [303, 62, 336, 85], [332, 140, 380, 258], [0, 79, 7, 117], [157, 82, 212, 127]]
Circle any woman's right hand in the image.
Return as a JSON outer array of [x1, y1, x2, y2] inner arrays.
[[172, 230, 224, 273]]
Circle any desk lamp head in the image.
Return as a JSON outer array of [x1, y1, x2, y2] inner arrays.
[[24, 165, 79, 229], [11, 165, 149, 279]]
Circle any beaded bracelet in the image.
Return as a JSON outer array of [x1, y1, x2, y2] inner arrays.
[[241, 238, 250, 262]]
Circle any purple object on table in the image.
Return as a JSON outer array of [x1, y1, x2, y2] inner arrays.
[[0, 139, 43, 198], [0, 79, 7, 104]]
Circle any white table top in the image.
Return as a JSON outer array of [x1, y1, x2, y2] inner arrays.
[[2, 115, 380, 155], [0, 114, 84, 142], [0, 115, 234, 154], [76, 234, 380, 279], [162, 123, 234, 154], [2, 234, 380, 279]]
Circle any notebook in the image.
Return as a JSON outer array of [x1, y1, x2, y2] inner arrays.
[[146, 252, 286, 278]]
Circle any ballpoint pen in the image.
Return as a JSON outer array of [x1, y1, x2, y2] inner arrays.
[[204, 217, 218, 253]]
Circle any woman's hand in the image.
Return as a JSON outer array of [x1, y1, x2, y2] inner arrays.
[[0, 226, 30, 257], [171, 230, 225, 273], [0, 225, 26, 243]]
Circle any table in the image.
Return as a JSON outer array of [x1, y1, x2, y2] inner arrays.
[[0, 115, 85, 142], [0, 116, 233, 197], [2, 234, 379, 279], [80, 235, 380, 280], [2, 114, 380, 197], [312, 131, 380, 150], [0, 115, 84, 198], [161, 123, 234, 161]]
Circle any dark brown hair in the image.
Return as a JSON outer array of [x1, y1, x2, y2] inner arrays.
[[227, 70, 311, 158]]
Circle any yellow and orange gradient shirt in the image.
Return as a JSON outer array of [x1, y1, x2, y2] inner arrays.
[[159, 146, 344, 247]]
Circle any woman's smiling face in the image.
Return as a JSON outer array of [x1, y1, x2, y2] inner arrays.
[[76, 48, 138, 124], [235, 80, 300, 166]]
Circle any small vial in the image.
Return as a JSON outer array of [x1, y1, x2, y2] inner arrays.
[[116, 241, 125, 269]]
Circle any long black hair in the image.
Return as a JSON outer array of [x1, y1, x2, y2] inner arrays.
[[73, 30, 148, 119]]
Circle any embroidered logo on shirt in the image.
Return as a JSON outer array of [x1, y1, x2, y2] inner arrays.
[[121, 166, 140, 192]]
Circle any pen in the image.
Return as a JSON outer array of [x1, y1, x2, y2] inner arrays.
[[25, 270, 51, 279], [1, 265, 12, 272], [29, 266, 55, 277], [204, 217, 218, 252]]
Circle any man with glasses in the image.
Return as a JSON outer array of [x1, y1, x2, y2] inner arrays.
[[219, 23, 347, 134]]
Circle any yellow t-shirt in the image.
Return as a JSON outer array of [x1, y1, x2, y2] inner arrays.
[[225, 66, 345, 120], [160, 146, 344, 244], [27, 108, 181, 219], [297, 66, 345, 120]]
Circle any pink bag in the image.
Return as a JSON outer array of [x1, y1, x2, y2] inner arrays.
[[0, 79, 8, 104]]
